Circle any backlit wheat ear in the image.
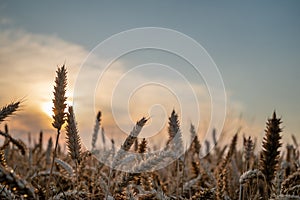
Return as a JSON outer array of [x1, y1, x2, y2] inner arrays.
[[92, 111, 101, 151], [65, 106, 82, 163], [190, 123, 201, 155], [121, 117, 148, 152], [65, 106, 82, 197], [259, 111, 282, 197], [243, 136, 254, 171], [52, 65, 67, 130], [0, 101, 20, 123], [166, 110, 183, 150], [112, 117, 148, 167], [138, 138, 147, 154]]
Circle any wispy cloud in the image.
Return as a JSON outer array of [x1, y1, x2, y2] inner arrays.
[[0, 27, 261, 151]]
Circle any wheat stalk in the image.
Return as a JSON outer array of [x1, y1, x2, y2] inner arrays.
[[65, 105, 82, 197], [190, 123, 201, 156], [47, 64, 67, 199], [260, 111, 282, 197], [52, 65, 67, 130], [65, 106, 81, 163]]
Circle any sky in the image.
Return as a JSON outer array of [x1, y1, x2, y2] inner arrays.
[[0, 1, 299, 150]]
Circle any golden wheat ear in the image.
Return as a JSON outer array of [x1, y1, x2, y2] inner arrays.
[[91, 111, 101, 151], [0, 101, 20, 123], [243, 136, 254, 171], [138, 138, 147, 154], [52, 65, 67, 130], [121, 117, 148, 152], [259, 111, 282, 198], [65, 106, 82, 163], [190, 123, 201, 156]]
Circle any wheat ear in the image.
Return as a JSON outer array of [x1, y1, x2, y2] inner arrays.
[[0, 101, 20, 123], [52, 65, 67, 130], [259, 111, 282, 197], [92, 111, 101, 152], [65, 106, 82, 196], [190, 123, 201, 156], [65, 106, 81, 163], [243, 136, 254, 171], [106, 117, 147, 199], [112, 117, 148, 168], [166, 110, 183, 152]]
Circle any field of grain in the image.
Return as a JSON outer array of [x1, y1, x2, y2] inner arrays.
[[0, 65, 299, 200]]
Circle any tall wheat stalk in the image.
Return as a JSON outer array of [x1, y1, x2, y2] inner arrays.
[[65, 106, 81, 163], [46, 65, 67, 199], [259, 111, 282, 198], [65, 106, 81, 195]]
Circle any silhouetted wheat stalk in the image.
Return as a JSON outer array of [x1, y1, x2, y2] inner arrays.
[[65, 106, 82, 196], [260, 111, 282, 198], [92, 111, 101, 152], [46, 64, 67, 199]]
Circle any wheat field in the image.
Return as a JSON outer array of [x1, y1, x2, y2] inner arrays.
[[0, 65, 299, 200]]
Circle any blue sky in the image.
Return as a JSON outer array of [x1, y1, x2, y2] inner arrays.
[[0, 1, 299, 147]]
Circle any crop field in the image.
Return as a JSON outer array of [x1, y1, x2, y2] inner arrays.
[[0, 65, 299, 200]]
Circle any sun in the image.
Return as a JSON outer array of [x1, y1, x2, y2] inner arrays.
[[41, 101, 53, 118]]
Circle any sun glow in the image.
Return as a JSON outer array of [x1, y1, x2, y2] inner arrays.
[[41, 101, 73, 118], [41, 102, 53, 118]]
